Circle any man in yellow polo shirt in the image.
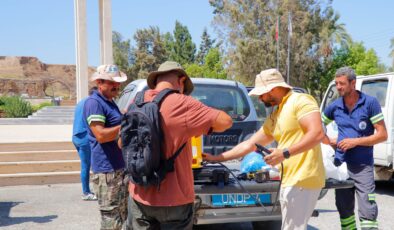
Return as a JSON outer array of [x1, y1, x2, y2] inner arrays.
[[203, 68, 325, 230]]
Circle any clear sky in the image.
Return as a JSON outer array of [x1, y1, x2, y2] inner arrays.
[[0, 0, 393, 67]]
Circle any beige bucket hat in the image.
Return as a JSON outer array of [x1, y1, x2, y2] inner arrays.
[[90, 64, 127, 83], [248, 69, 292, 96], [147, 61, 194, 95]]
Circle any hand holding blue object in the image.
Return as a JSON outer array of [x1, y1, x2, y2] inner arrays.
[[240, 151, 267, 173]]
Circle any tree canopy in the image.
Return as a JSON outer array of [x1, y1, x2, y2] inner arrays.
[[169, 21, 197, 65], [196, 28, 215, 65], [112, 0, 387, 99]]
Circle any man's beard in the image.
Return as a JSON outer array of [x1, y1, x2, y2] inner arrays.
[[264, 102, 273, 107]]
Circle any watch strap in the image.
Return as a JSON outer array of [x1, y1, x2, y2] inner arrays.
[[283, 148, 291, 159]]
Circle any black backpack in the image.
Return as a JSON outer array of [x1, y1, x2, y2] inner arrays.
[[120, 88, 186, 188]]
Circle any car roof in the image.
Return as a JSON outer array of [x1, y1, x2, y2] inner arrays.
[[246, 86, 307, 93], [124, 78, 245, 89], [327, 72, 394, 85]]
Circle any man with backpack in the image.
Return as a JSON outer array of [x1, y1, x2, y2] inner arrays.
[[83, 64, 128, 230], [124, 61, 233, 230]]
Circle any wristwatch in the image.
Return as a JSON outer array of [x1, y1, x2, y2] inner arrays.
[[283, 148, 291, 159]]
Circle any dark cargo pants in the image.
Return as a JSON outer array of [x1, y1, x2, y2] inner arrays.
[[335, 164, 378, 230], [92, 170, 129, 230], [127, 196, 194, 230]]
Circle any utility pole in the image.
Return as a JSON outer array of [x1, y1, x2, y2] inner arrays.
[[286, 12, 292, 84], [276, 14, 280, 70]]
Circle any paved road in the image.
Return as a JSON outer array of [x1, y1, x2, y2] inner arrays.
[[1, 182, 393, 230]]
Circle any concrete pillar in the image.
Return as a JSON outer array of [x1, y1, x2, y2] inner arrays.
[[74, 0, 88, 102], [99, 0, 113, 65]]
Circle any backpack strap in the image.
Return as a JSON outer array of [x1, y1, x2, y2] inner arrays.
[[164, 142, 187, 173], [155, 142, 187, 190], [134, 91, 145, 106], [152, 88, 179, 106]]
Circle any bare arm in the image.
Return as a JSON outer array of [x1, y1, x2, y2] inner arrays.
[[203, 128, 274, 162], [322, 135, 331, 145], [288, 112, 325, 155], [337, 120, 388, 151], [89, 121, 120, 144], [322, 134, 337, 149], [211, 111, 233, 132], [264, 111, 324, 165]]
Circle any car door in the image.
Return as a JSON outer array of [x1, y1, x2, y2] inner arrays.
[[359, 77, 391, 166]]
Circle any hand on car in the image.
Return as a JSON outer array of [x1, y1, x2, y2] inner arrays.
[[337, 138, 358, 152], [264, 148, 285, 166]]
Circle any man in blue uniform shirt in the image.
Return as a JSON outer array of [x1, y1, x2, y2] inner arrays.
[[83, 64, 128, 230], [322, 67, 387, 230]]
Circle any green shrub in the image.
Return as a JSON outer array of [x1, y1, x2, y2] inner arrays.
[[32, 102, 53, 112], [2, 96, 33, 118]]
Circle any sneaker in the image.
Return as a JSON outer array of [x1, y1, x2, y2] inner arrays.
[[82, 193, 97, 201]]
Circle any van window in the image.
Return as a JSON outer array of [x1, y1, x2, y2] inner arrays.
[[117, 84, 137, 111], [191, 84, 250, 121], [361, 79, 388, 107], [322, 84, 339, 111]]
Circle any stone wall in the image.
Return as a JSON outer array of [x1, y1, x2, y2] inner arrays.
[[0, 79, 46, 97], [0, 56, 95, 98]]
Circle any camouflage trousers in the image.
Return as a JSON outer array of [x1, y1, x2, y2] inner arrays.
[[92, 170, 129, 230]]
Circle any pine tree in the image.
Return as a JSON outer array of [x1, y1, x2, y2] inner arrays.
[[196, 28, 215, 65], [170, 21, 196, 65], [130, 26, 168, 80]]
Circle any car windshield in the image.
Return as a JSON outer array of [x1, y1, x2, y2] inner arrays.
[[191, 84, 250, 121], [249, 96, 267, 121]]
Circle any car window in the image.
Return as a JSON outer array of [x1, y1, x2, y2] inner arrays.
[[117, 84, 137, 111], [322, 84, 339, 111], [250, 96, 266, 121], [361, 79, 388, 107], [191, 84, 250, 121]]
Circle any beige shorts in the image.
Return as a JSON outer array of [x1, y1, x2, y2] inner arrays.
[[280, 186, 321, 230]]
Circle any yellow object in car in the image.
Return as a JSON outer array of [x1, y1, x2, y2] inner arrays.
[[191, 136, 203, 169]]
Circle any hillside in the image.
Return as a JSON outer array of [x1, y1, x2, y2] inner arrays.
[[0, 56, 95, 98]]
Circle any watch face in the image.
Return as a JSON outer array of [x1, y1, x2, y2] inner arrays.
[[283, 149, 290, 159]]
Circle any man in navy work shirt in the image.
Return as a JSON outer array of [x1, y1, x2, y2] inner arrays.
[[322, 67, 387, 230], [83, 64, 128, 230]]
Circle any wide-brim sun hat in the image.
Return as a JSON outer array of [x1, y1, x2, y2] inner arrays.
[[90, 64, 128, 83], [248, 68, 292, 96], [147, 61, 194, 95]]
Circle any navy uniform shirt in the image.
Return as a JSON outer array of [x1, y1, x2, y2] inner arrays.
[[83, 90, 124, 173], [322, 91, 384, 166]]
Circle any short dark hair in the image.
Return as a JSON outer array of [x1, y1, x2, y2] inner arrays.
[[335, 67, 356, 81]]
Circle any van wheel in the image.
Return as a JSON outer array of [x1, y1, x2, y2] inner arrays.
[[252, 220, 281, 230]]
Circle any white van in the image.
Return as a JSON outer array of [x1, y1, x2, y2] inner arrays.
[[321, 72, 394, 180]]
